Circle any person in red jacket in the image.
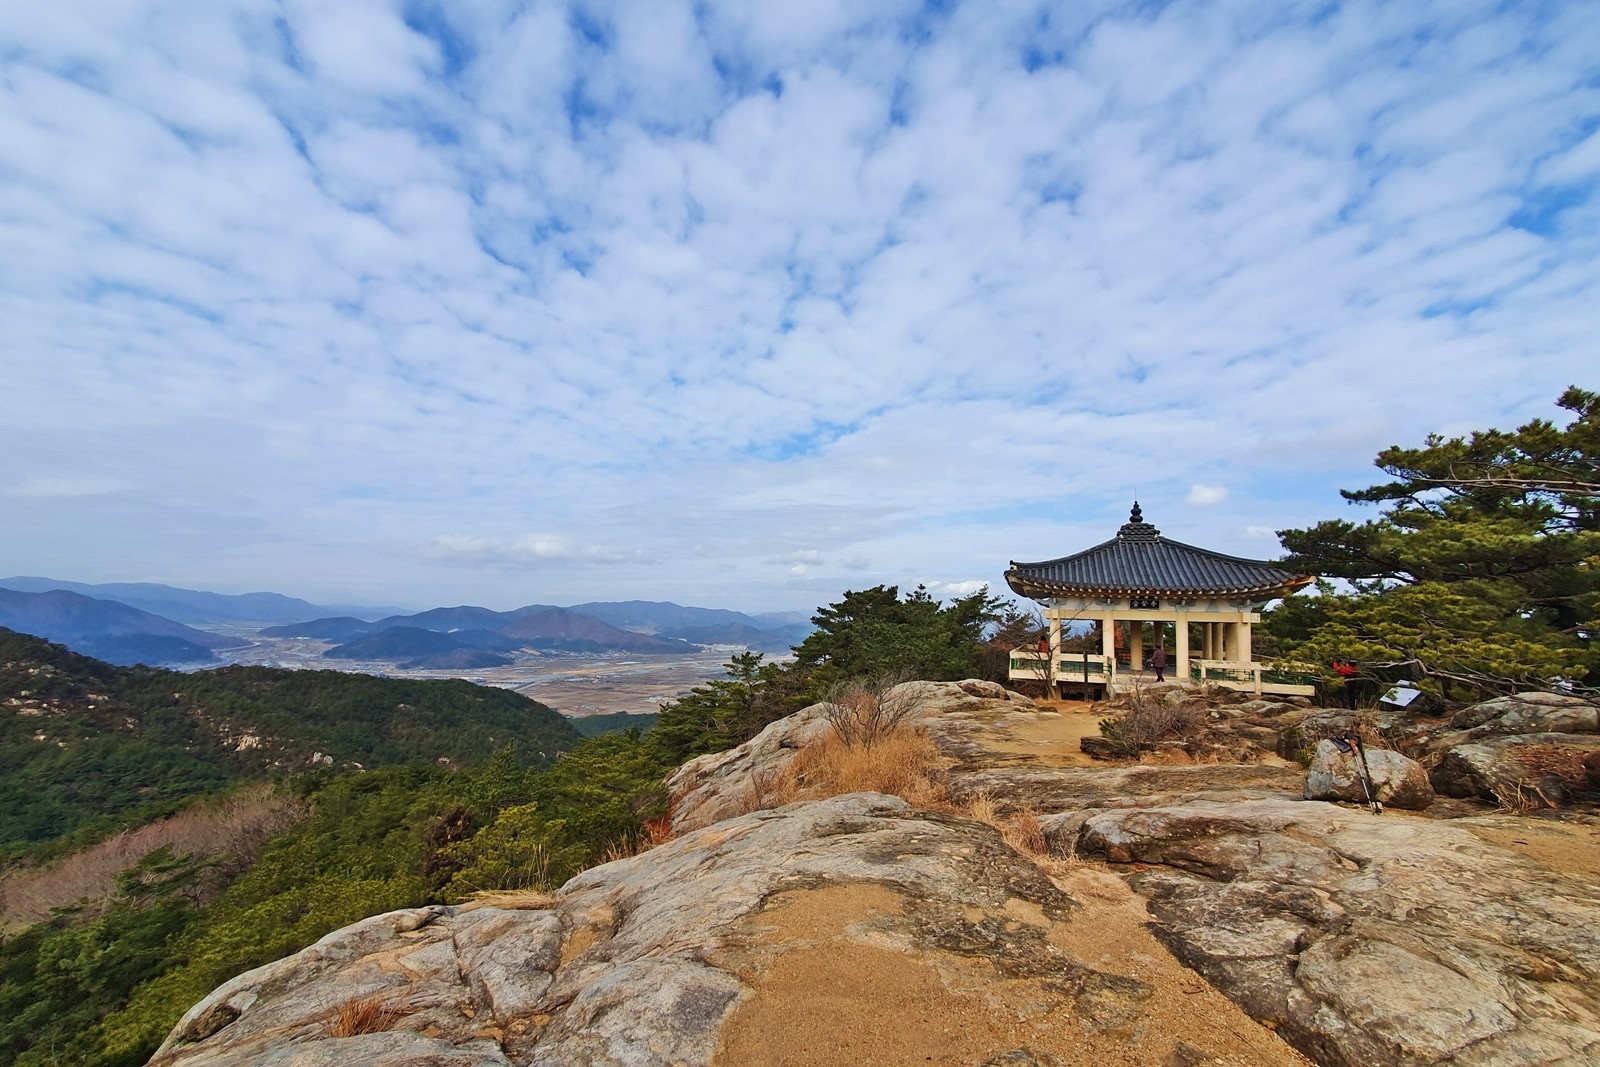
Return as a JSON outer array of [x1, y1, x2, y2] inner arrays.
[[1333, 659, 1359, 709]]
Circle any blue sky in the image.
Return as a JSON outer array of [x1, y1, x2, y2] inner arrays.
[[1, 0, 1596, 614]]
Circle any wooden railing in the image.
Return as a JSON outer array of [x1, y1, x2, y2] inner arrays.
[[1008, 650, 1112, 681], [1190, 659, 1317, 695]]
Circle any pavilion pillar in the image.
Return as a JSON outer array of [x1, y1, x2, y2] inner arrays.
[[1175, 614, 1190, 679], [1238, 621, 1252, 661], [1048, 616, 1061, 654], [1128, 621, 1143, 672], [1100, 614, 1115, 661]]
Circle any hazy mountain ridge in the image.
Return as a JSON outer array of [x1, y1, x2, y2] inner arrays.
[[2, 579, 813, 666], [0, 588, 246, 666], [0, 577, 374, 624]]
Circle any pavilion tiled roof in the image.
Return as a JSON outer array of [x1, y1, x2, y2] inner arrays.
[[1005, 503, 1313, 601]]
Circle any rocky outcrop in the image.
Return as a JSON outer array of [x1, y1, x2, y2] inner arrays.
[[151, 793, 1243, 1067], [1303, 738, 1434, 810], [1063, 799, 1600, 1066], [665, 678, 1040, 832], [156, 680, 1600, 1067]]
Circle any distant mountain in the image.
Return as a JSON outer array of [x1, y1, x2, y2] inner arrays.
[[397, 648, 513, 671], [369, 605, 558, 633], [571, 600, 812, 650], [668, 621, 811, 653], [752, 610, 812, 628], [324, 627, 478, 661], [501, 608, 698, 653], [0, 588, 247, 666], [260, 616, 374, 641], [569, 600, 762, 633], [0, 577, 330, 625]]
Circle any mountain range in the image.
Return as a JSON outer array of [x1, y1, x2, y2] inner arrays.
[[0, 576, 402, 624], [0, 581, 813, 668]]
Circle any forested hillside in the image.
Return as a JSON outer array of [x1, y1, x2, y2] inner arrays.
[[0, 630, 656, 1067], [0, 628, 581, 852]]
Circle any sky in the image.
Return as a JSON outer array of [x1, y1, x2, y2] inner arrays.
[[2, 0, 1597, 616]]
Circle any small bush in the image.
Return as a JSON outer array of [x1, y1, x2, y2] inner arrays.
[[1096, 693, 1204, 755]]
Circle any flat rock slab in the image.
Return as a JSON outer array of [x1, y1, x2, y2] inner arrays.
[[1070, 798, 1600, 1066]]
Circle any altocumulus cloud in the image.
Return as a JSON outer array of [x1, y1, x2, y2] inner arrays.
[[0, 0, 1595, 613]]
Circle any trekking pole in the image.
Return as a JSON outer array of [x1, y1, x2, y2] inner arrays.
[[1349, 729, 1382, 815]]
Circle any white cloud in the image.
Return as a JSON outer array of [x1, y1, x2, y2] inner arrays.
[[421, 536, 653, 568], [0, 1, 1593, 613]]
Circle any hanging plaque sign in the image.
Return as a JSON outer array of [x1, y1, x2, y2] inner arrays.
[[1130, 596, 1160, 610]]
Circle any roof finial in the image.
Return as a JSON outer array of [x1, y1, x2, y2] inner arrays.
[[1118, 501, 1160, 540]]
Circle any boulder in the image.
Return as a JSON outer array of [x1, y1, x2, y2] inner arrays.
[[1303, 739, 1433, 810], [663, 703, 834, 833], [1429, 732, 1600, 803], [1449, 692, 1598, 735]]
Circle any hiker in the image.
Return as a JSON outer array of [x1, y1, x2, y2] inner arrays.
[[1151, 643, 1167, 682], [1333, 659, 1359, 709]]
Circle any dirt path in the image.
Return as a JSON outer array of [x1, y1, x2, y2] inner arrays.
[[713, 878, 1312, 1066]]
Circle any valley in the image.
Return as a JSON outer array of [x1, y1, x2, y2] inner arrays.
[[212, 631, 742, 717]]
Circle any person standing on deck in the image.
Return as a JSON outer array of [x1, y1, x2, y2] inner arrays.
[[1151, 643, 1167, 682]]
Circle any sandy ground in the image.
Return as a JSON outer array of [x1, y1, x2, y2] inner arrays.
[[1458, 813, 1600, 881], [712, 878, 1311, 1067], [970, 700, 1108, 768]]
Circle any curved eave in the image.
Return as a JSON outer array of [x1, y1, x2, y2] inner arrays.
[[1006, 570, 1314, 602]]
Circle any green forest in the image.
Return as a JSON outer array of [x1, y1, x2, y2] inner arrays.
[[0, 388, 1592, 1066]]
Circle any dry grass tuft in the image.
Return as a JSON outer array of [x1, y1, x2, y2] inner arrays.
[[959, 792, 1048, 858], [731, 723, 950, 817], [776, 725, 949, 807], [458, 888, 558, 912], [325, 994, 415, 1037]]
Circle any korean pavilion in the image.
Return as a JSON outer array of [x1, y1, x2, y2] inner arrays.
[[1004, 503, 1315, 698]]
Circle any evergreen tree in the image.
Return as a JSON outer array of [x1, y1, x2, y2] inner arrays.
[[1269, 387, 1598, 696]]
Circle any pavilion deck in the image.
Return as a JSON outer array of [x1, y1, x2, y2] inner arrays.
[[1007, 650, 1316, 699]]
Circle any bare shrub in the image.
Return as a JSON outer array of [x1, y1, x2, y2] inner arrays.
[[0, 785, 306, 927], [325, 994, 415, 1037], [1097, 691, 1205, 756], [822, 672, 918, 748]]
